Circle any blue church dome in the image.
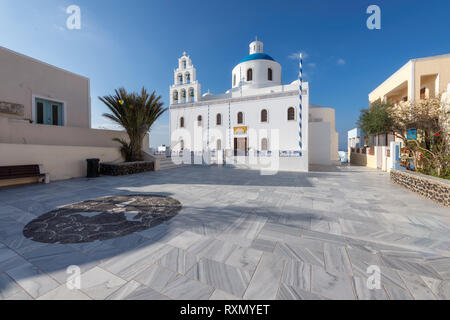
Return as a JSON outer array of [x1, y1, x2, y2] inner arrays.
[[239, 53, 275, 63]]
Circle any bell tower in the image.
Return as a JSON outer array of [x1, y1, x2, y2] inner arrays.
[[249, 36, 264, 54], [170, 52, 201, 105]]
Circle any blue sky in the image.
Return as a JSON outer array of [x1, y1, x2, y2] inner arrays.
[[1, 0, 449, 149]]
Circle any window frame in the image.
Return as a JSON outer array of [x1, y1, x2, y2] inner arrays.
[[32, 95, 66, 126], [237, 111, 244, 125], [216, 113, 222, 126], [261, 109, 268, 123], [287, 107, 296, 121], [247, 68, 253, 81]]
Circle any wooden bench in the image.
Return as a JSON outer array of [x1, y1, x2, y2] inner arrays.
[[0, 165, 49, 188]]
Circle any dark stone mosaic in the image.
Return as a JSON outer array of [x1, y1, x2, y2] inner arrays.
[[23, 195, 182, 244]]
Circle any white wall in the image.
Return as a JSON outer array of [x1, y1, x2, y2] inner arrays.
[[170, 92, 310, 171], [171, 94, 307, 151]]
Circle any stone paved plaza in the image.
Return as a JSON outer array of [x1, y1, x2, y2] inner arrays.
[[0, 165, 449, 300]]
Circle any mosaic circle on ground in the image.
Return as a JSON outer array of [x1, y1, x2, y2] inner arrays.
[[23, 195, 182, 244]]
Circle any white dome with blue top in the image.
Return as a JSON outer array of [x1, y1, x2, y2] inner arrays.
[[232, 38, 282, 89]]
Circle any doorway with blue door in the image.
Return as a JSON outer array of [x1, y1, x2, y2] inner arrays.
[[35, 98, 64, 126]]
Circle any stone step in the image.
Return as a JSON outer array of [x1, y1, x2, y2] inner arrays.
[[157, 158, 188, 171]]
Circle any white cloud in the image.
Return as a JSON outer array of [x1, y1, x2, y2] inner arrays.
[[307, 62, 316, 68], [337, 58, 346, 65]]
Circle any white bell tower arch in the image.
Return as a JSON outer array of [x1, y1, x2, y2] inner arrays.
[[170, 52, 201, 105]]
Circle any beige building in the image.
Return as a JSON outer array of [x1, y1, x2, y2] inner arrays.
[[350, 53, 450, 170], [0, 46, 142, 183], [369, 53, 450, 105]]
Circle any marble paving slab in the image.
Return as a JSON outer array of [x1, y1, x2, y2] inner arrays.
[[133, 264, 178, 291], [37, 285, 92, 300], [161, 275, 214, 300], [79, 266, 127, 300], [186, 258, 251, 298], [157, 246, 199, 274], [6, 263, 59, 299], [225, 247, 263, 274], [311, 266, 355, 300], [282, 260, 311, 291], [243, 253, 285, 300], [277, 283, 324, 300]]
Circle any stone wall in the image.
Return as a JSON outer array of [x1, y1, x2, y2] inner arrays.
[[391, 170, 450, 207], [100, 161, 155, 176]]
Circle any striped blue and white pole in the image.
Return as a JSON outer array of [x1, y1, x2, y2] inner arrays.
[[298, 52, 303, 154], [228, 102, 231, 149], [207, 104, 210, 148]]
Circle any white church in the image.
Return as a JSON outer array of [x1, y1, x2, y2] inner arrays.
[[169, 39, 338, 172]]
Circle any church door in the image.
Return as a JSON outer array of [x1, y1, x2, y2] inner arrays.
[[234, 138, 248, 156]]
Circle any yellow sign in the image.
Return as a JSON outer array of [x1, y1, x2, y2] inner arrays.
[[234, 126, 247, 135]]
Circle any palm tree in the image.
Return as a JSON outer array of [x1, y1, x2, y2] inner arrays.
[[99, 87, 166, 162]]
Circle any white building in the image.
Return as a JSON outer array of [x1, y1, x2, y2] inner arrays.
[[169, 40, 338, 171]]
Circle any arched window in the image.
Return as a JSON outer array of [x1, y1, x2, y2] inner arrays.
[[180, 139, 185, 151], [268, 68, 273, 81], [197, 115, 202, 126], [180, 117, 185, 128], [182, 60, 187, 69], [233, 74, 236, 86], [287, 107, 295, 121], [181, 89, 186, 103], [173, 90, 178, 103], [189, 88, 195, 102], [261, 109, 268, 122], [178, 74, 183, 84], [217, 139, 222, 150], [237, 112, 244, 124], [261, 138, 268, 151], [247, 68, 253, 81], [185, 72, 191, 84], [216, 113, 222, 125]]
